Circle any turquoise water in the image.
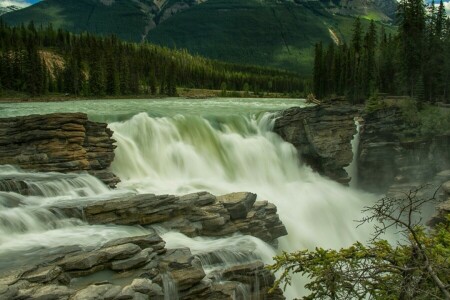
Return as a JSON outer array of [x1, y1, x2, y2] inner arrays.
[[0, 97, 307, 121]]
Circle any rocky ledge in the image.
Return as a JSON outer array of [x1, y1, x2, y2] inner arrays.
[[358, 107, 450, 193], [0, 113, 119, 187], [273, 103, 358, 184], [428, 177, 450, 227], [0, 230, 285, 300], [56, 191, 287, 244]]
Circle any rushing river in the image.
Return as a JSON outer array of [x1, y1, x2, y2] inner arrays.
[[0, 98, 377, 298]]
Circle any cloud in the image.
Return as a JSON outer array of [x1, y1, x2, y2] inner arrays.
[[0, 0, 36, 8]]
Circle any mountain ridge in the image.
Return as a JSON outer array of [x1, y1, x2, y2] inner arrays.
[[2, 0, 397, 73]]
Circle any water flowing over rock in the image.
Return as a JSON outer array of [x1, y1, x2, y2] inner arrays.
[[0, 113, 119, 187], [358, 107, 450, 193], [57, 191, 287, 244], [0, 230, 285, 300], [273, 104, 358, 184]]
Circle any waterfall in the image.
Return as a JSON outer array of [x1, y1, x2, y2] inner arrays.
[[0, 167, 146, 257], [110, 112, 378, 297], [345, 119, 361, 188], [0, 98, 378, 298]]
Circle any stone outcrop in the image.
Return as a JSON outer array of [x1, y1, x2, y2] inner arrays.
[[428, 175, 450, 227], [0, 113, 119, 187], [273, 104, 358, 184], [358, 107, 450, 193], [57, 191, 288, 244], [0, 231, 285, 300]]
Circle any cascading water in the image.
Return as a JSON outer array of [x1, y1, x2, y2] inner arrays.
[[0, 166, 146, 261], [0, 98, 379, 298], [345, 119, 361, 188], [110, 111, 378, 297]]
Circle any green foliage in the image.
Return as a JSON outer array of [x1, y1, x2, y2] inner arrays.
[[0, 21, 306, 97], [2, 0, 396, 74], [365, 93, 386, 113], [313, 0, 450, 104], [269, 186, 450, 299], [419, 106, 450, 135], [398, 97, 421, 127]]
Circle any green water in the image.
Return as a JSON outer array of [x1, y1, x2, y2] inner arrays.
[[0, 97, 307, 121]]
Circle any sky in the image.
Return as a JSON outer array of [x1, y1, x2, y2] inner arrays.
[[0, 0, 40, 8]]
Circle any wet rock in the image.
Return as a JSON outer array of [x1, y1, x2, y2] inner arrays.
[[0, 113, 119, 188], [72, 283, 121, 300], [158, 248, 206, 291], [32, 284, 73, 300], [111, 250, 150, 271], [274, 104, 358, 184], [59, 251, 108, 271], [0, 231, 285, 300], [22, 265, 63, 283], [102, 232, 165, 251], [218, 192, 257, 220], [102, 243, 142, 260], [61, 192, 287, 244]]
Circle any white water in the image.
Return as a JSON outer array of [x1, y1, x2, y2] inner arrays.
[[0, 98, 377, 298], [345, 119, 361, 188], [109, 112, 377, 297], [0, 167, 144, 257]]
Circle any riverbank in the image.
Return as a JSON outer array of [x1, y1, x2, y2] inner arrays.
[[0, 88, 296, 103]]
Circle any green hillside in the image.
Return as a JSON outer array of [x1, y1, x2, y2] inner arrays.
[[2, 0, 396, 74], [2, 0, 151, 41], [148, 0, 388, 73]]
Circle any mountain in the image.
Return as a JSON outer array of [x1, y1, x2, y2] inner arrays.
[[0, 5, 20, 16], [1, 0, 397, 73]]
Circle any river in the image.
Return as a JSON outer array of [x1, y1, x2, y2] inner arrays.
[[0, 98, 378, 298]]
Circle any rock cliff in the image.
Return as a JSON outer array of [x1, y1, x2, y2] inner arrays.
[[273, 104, 358, 184], [358, 107, 450, 193], [0, 113, 119, 187]]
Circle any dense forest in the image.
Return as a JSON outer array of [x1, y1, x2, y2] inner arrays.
[[313, 0, 450, 105], [0, 20, 307, 97]]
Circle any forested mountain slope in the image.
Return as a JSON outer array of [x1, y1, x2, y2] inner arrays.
[[2, 0, 397, 73]]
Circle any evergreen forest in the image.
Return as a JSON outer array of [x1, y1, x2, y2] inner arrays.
[[0, 20, 307, 98], [313, 0, 450, 105]]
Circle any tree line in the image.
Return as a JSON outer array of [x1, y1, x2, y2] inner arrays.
[[313, 0, 450, 105], [0, 20, 307, 97]]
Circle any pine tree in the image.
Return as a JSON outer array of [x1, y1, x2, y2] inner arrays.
[[398, 0, 426, 100], [313, 42, 324, 98]]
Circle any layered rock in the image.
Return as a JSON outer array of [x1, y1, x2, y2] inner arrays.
[[57, 191, 287, 244], [273, 104, 358, 184], [0, 231, 284, 300], [358, 107, 450, 193], [0, 113, 119, 187]]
